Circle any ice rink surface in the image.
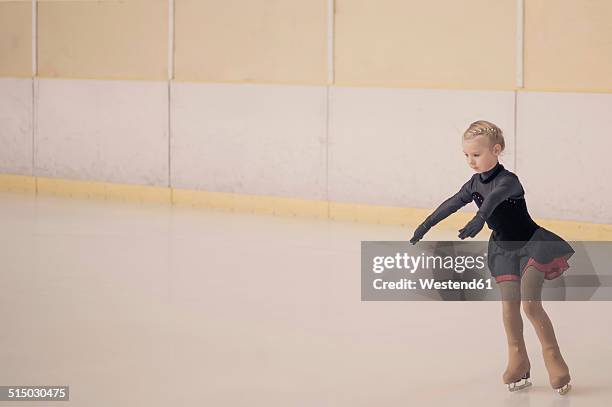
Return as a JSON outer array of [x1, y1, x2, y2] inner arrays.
[[1, 191, 610, 406]]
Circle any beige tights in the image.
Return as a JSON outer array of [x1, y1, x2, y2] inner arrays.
[[498, 266, 570, 389]]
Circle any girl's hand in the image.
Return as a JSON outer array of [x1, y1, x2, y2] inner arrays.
[[458, 214, 485, 239], [410, 223, 430, 244]]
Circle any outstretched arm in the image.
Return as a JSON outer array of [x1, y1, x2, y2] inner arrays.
[[458, 174, 523, 239], [410, 180, 473, 244], [423, 181, 473, 228], [476, 173, 523, 220]]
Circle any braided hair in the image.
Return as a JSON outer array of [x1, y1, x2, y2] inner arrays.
[[463, 120, 505, 152]]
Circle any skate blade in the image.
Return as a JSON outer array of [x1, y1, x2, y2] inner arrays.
[[556, 383, 571, 395], [508, 379, 532, 392]]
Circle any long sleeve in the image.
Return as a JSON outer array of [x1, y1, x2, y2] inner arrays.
[[423, 180, 473, 229], [476, 173, 523, 220]]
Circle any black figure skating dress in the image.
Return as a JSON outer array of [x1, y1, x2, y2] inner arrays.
[[421, 162, 575, 283]]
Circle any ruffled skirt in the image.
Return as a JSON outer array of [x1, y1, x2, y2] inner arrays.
[[487, 227, 575, 283]]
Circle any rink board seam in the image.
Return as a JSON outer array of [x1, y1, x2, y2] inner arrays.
[[9, 75, 612, 93]]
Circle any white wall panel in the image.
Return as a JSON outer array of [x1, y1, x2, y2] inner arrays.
[[35, 78, 169, 186], [516, 91, 612, 224], [328, 87, 516, 209], [171, 82, 327, 200], [0, 77, 32, 175]]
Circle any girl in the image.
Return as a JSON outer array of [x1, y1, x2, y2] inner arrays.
[[409, 120, 574, 395]]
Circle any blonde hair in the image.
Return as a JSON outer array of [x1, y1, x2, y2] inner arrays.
[[463, 120, 505, 152]]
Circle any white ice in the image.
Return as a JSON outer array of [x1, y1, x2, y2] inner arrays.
[[0, 192, 610, 406]]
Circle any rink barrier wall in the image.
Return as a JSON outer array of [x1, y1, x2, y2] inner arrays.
[[2, 77, 612, 224], [36, 177, 171, 204], [0, 174, 36, 194], [1, 173, 611, 241], [172, 189, 328, 219]]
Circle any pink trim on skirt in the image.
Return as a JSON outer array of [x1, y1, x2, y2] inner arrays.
[[495, 274, 521, 283], [522, 255, 570, 280]]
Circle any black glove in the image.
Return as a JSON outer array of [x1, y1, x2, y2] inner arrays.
[[410, 223, 430, 244], [458, 214, 486, 239]]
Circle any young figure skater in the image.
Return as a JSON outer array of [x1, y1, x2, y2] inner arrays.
[[409, 120, 574, 395]]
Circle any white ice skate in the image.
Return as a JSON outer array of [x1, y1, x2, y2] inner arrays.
[[556, 383, 571, 395], [507, 371, 532, 392]]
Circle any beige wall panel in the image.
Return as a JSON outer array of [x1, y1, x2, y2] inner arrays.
[[525, 0, 612, 92], [38, 0, 167, 80], [335, 0, 516, 89], [174, 0, 327, 84], [0, 1, 31, 77]]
